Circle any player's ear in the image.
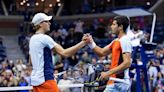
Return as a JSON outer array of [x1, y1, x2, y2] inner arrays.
[[118, 25, 123, 30]]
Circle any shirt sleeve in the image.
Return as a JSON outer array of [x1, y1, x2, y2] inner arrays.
[[43, 35, 57, 49], [120, 37, 132, 53], [108, 40, 115, 49]]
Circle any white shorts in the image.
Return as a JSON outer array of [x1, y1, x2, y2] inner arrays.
[[103, 82, 131, 92]]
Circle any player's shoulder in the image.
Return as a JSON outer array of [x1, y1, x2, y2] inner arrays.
[[36, 34, 51, 38], [120, 35, 130, 41], [31, 34, 52, 42], [119, 35, 131, 46]]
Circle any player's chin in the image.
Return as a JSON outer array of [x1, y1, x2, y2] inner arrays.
[[46, 28, 50, 31]]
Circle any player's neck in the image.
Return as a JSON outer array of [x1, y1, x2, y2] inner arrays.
[[118, 31, 126, 38], [36, 29, 45, 34]]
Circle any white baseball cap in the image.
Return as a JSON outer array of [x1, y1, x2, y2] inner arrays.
[[32, 13, 52, 26]]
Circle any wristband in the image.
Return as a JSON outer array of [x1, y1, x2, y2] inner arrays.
[[88, 42, 96, 49]]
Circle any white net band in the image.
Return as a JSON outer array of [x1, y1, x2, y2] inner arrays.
[[0, 84, 84, 91]]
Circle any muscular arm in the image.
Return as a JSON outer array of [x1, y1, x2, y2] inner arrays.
[[92, 44, 111, 57], [108, 52, 131, 75], [100, 52, 131, 79], [87, 34, 111, 57], [52, 41, 86, 58]]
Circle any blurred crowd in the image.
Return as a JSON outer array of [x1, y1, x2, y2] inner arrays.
[[0, 16, 164, 92], [0, 59, 31, 92]]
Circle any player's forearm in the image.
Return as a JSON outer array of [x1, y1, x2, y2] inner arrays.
[[108, 60, 131, 76], [93, 46, 106, 57], [62, 41, 86, 57], [88, 41, 109, 57]]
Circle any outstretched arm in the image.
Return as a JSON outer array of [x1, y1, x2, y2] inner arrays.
[[92, 44, 111, 57], [52, 35, 88, 58], [52, 41, 86, 58], [86, 34, 111, 57]]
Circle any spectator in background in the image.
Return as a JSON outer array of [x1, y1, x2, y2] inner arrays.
[[0, 69, 18, 87], [127, 23, 143, 64], [84, 57, 97, 92], [54, 57, 64, 73], [92, 19, 99, 31], [82, 51, 92, 63], [148, 60, 158, 91], [74, 18, 84, 33], [53, 53, 62, 65], [155, 48, 164, 64], [94, 21, 106, 38], [7, 60, 14, 70], [67, 55, 79, 68], [23, 10, 31, 33], [57, 25, 68, 41], [71, 69, 84, 92], [54, 70, 61, 82], [23, 65, 31, 86], [18, 77, 28, 92], [65, 27, 84, 48], [65, 28, 76, 48], [50, 30, 63, 45], [58, 72, 72, 92], [97, 0, 106, 13], [81, 0, 91, 14], [126, 23, 144, 82], [97, 56, 108, 64], [66, 70, 73, 80], [0, 61, 8, 74], [14, 59, 26, 72]]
